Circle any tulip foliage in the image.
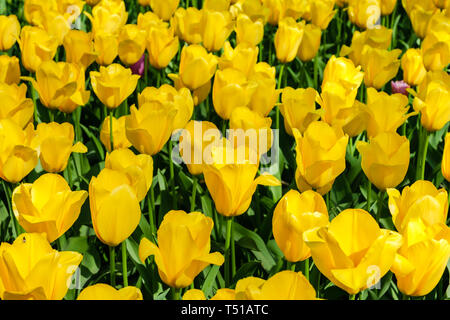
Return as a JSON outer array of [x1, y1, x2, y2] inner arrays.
[[0, 0, 448, 302]]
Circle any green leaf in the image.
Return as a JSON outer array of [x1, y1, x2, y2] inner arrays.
[[202, 265, 221, 298]]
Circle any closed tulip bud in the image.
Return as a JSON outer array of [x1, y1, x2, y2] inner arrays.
[[63, 30, 97, 71], [297, 23, 321, 62], [146, 24, 179, 69], [212, 68, 257, 120], [12, 174, 88, 243], [219, 41, 259, 77], [380, 0, 397, 15], [201, 9, 234, 52], [139, 210, 224, 288], [0, 120, 37, 183], [229, 107, 273, 156], [409, 6, 437, 39], [0, 55, 20, 85], [0, 15, 20, 51], [203, 142, 280, 217], [247, 62, 280, 117], [348, 0, 382, 29], [86, 0, 128, 36], [294, 122, 348, 195], [105, 148, 153, 202], [364, 87, 414, 138], [126, 102, 177, 156], [443, 133, 450, 182], [90, 64, 140, 109], [139, 85, 193, 131], [235, 14, 264, 47], [309, 0, 336, 30], [35, 122, 87, 173], [0, 233, 82, 300], [179, 44, 218, 90], [78, 284, 143, 300], [340, 26, 392, 66], [280, 87, 321, 136], [360, 46, 401, 90], [171, 7, 203, 45], [386, 180, 448, 235], [401, 48, 427, 86], [94, 33, 119, 66], [149, 0, 179, 21], [179, 120, 221, 176], [24, 61, 90, 112], [273, 190, 329, 262], [117, 24, 147, 66], [412, 70, 450, 131], [304, 209, 403, 295], [356, 132, 410, 190], [89, 168, 141, 246], [275, 17, 305, 63], [0, 83, 34, 129], [421, 30, 450, 71], [322, 55, 365, 91], [100, 116, 132, 152], [18, 26, 58, 73]]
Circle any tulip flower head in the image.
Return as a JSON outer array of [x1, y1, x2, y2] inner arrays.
[[443, 133, 450, 182], [274, 17, 305, 63], [0, 55, 20, 85], [100, 115, 132, 152], [0, 15, 21, 51], [179, 44, 218, 91], [78, 284, 143, 300], [0, 83, 34, 129]]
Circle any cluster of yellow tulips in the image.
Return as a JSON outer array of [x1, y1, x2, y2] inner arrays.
[[0, 0, 448, 301]]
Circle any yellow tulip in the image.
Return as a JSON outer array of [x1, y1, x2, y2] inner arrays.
[[0, 55, 20, 85], [263, 0, 306, 25], [150, 0, 179, 21], [0, 15, 20, 51], [412, 70, 450, 131], [139, 210, 224, 288], [235, 14, 264, 47], [12, 174, 88, 243], [356, 132, 410, 190], [24, 61, 90, 113], [230, 0, 270, 22], [390, 219, 450, 296], [364, 87, 414, 138], [18, 26, 58, 73], [24, 0, 56, 25], [90, 64, 140, 109], [169, 73, 212, 106], [0, 119, 37, 183], [139, 85, 193, 131], [87, 0, 101, 5], [63, 30, 97, 71], [0, 83, 34, 129], [34, 10, 71, 46], [219, 41, 259, 77], [401, 48, 427, 86], [409, 6, 437, 39], [138, 11, 166, 31], [85, 0, 128, 36], [273, 190, 329, 262], [201, 9, 235, 52], [381, 0, 397, 15], [322, 55, 365, 91], [274, 17, 305, 63], [212, 68, 257, 120], [386, 180, 448, 235], [294, 121, 348, 195], [125, 102, 177, 156], [297, 23, 321, 62], [179, 120, 221, 176], [304, 209, 403, 295], [179, 44, 218, 91], [78, 284, 143, 300], [117, 24, 147, 66], [34, 122, 87, 173], [443, 133, 450, 182], [360, 46, 401, 90], [348, 0, 382, 29], [340, 26, 392, 67], [183, 289, 207, 300], [432, 0, 450, 8], [100, 115, 132, 152], [229, 107, 273, 156], [247, 62, 280, 117], [89, 168, 142, 246], [280, 87, 321, 136], [402, 0, 437, 15], [203, 0, 231, 11], [421, 28, 450, 71], [171, 7, 203, 45], [93, 33, 119, 66], [203, 142, 280, 217], [138, 0, 150, 5], [146, 24, 179, 69], [308, 0, 336, 30], [0, 233, 82, 300]]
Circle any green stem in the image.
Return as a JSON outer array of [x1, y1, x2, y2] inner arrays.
[[287, 261, 296, 271], [316, 272, 321, 298], [171, 287, 181, 300], [109, 246, 116, 287], [156, 69, 161, 87], [49, 109, 55, 122], [144, 52, 149, 87], [2, 181, 17, 239], [168, 140, 176, 209], [304, 258, 310, 281], [58, 234, 67, 250], [109, 109, 114, 152], [377, 191, 386, 222], [190, 176, 198, 212], [417, 128, 429, 181], [367, 179, 372, 212], [224, 217, 233, 286], [276, 64, 285, 131], [122, 242, 128, 287], [147, 185, 156, 237], [349, 294, 356, 300], [313, 56, 319, 90]]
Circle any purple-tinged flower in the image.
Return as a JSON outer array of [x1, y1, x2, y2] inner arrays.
[[391, 80, 410, 96], [130, 54, 145, 76]]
